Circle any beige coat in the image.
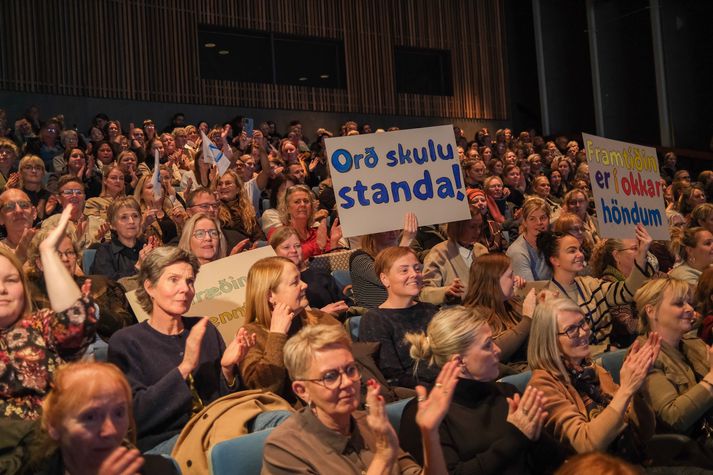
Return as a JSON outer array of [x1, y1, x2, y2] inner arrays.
[[419, 239, 488, 305]]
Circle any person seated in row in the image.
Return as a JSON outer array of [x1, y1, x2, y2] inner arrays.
[[177, 212, 227, 266], [91, 196, 150, 281], [107, 247, 256, 453], [360, 247, 440, 388], [419, 209, 489, 305], [132, 174, 178, 245], [27, 361, 178, 474], [263, 323, 459, 475], [239, 256, 340, 404], [0, 188, 37, 263], [215, 169, 265, 243], [402, 306, 564, 474], [83, 165, 126, 225], [537, 225, 653, 352], [507, 197, 552, 281], [25, 228, 135, 342], [269, 226, 348, 315], [463, 253, 536, 373], [635, 277, 713, 466], [350, 213, 418, 309], [528, 298, 660, 466], [0, 205, 97, 420], [669, 226, 713, 287]]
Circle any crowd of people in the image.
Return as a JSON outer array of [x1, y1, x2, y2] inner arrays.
[[2, 105, 713, 473]]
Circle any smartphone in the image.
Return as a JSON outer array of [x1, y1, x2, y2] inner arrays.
[[243, 117, 254, 136]]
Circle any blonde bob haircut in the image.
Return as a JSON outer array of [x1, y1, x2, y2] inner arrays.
[[244, 256, 297, 329], [634, 277, 691, 334], [283, 323, 352, 380], [406, 306, 490, 373], [527, 297, 584, 380], [107, 196, 142, 225], [178, 213, 227, 261], [42, 362, 136, 445], [518, 196, 551, 233]]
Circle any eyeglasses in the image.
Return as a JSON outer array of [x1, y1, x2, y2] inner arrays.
[[193, 229, 220, 240], [60, 189, 84, 197], [191, 202, 220, 211], [301, 363, 361, 390], [22, 165, 43, 172], [1, 200, 32, 213], [56, 250, 77, 259], [557, 319, 589, 339]]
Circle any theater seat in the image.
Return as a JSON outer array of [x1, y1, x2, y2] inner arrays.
[[498, 370, 532, 393], [386, 397, 413, 434], [595, 348, 627, 384], [208, 428, 274, 475], [345, 315, 362, 340], [82, 249, 97, 274]]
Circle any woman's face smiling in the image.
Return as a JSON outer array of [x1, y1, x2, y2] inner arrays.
[[380, 253, 423, 299], [551, 235, 585, 273], [649, 287, 695, 338], [557, 310, 591, 364]]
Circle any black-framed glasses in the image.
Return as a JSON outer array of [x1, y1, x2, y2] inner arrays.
[[193, 229, 220, 240], [301, 363, 361, 390], [1, 200, 32, 213], [56, 250, 77, 259], [557, 319, 589, 339], [60, 189, 85, 197]]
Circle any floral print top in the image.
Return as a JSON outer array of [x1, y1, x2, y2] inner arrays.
[[0, 297, 97, 420]]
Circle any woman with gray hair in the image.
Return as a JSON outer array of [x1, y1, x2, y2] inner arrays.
[[107, 246, 256, 454], [263, 323, 459, 475], [528, 297, 660, 463]]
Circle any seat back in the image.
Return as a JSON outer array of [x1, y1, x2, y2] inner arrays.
[[209, 428, 274, 475], [385, 397, 413, 434], [595, 349, 627, 385], [498, 370, 532, 393], [345, 315, 362, 340], [82, 248, 97, 274]]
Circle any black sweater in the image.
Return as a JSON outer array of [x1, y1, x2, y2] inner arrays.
[[400, 378, 565, 475], [108, 318, 237, 451], [359, 302, 439, 388]]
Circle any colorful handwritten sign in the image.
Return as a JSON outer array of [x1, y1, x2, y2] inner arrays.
[[126, 246, 276, 344], [324, 125, 471, 237], [583, 133, 668, 240]]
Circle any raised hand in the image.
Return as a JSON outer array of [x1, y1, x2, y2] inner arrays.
[[634, 224, 653, 265], [178, 318, 209, 379], [505, 386, 548, 440], [445, 278, 465, 299], [6, 172, 20, 189], [522, 288, 537, 319], [221, 327, 257, 379], [618, 338, 656, 397], [39, 204, 73, 253], [399, 212, 418, 246], [365, 379, 400, 466], [316, 219, 328, 251], [45, 194, 59, 215], [269, 302, 295, 334], [329, 218, 343, 248], [230, 238, 251, 255], [415, 360, 459, 433], [97, 446, 144, 475]]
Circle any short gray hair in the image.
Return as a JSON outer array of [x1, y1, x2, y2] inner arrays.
[[283, 324, 352, 380], [136, 246, 200, 314]]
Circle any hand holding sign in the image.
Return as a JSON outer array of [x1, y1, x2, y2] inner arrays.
[[400, 212, 418, 247], [634, 224, 653, 269]]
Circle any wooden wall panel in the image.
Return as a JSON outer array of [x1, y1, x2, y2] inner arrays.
[[0, 0, 508, 120]]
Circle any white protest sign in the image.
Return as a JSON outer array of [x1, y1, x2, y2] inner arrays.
[[324, 125, 471, 237], [583, 133, 668, 240], [126, 246, 276, 344]]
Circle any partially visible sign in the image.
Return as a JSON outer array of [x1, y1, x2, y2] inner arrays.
[[126, 246, 276, 343], [583, 133, 668, 240]]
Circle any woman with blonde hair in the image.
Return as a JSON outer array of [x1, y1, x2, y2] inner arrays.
[[463, 253, 535, 371], [215, 168, 264, 242], [506, 196, 552, 281], [263, 323, 459, 475], [84, 164, 125, 224], [562, 188, 600, 245], [528, 298, 660, 462], [132, 173, 178, 244], [402, 306, 561, 474], [634, 278, 713, 449], [239, 256, 340, 403], [177, 212, 227, 265], [276, 184, 342, 259], [27, 361, 179, 474], [668, 226, 713, 286]]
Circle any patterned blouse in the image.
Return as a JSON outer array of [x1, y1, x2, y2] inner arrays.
[[0, 297, 97, 420]]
